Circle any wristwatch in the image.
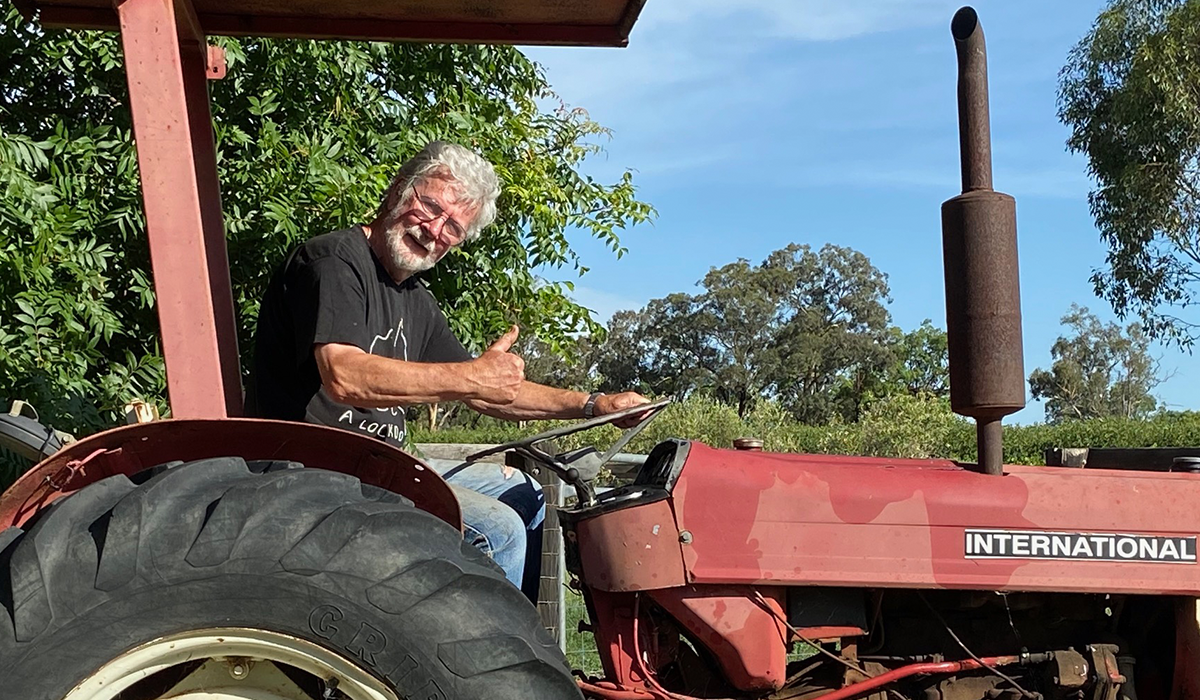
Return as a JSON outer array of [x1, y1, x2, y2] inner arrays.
[[583, 392, 605, 418]]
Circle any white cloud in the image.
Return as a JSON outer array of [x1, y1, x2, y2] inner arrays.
[[524, 0, 982, 190], [527, 0, 964, 109]]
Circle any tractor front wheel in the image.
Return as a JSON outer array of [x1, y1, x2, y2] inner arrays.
[[0, 457, 581, 699]]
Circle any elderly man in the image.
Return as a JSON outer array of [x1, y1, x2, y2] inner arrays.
[[246, 140, 648, 601]]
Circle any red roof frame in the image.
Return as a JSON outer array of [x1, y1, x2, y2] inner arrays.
[[20, 0, 648, 46]]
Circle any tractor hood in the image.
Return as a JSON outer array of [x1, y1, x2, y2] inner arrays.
[[570, 440, 1200, 596]]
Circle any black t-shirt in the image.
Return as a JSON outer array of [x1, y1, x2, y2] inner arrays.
[[246, 226, 472, 446]]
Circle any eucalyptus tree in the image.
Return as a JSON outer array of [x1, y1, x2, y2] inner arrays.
[[1060, 0, 1200, 344]]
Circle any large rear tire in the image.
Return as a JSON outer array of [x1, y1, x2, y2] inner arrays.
[[0, 457, 581, 699]]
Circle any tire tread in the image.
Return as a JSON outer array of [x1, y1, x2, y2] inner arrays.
[[0, 455, 579, 699]]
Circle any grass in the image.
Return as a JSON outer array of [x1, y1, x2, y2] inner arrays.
[[563, 586, 818, 685], [565, 589, 604, 676]]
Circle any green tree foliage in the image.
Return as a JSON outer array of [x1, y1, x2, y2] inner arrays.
[[1028, 305, 1162, 422], [621, 258, 784, 417], [817, 393, 962, 460], [767, 244, 892, 423], [1, 13, 161, 432], [1059, 0, 1200, 344], [516, 332, 596, 393], [877, 320, 950, 399], [0, 8, 652, 434], [593, 309, 659, 395], [593, 243, 892, 423], [410, 395, 1200, 470]]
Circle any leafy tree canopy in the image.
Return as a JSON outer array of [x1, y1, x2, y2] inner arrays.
[[1028, 304, 1162, 423], [1059, 0, 1200, 344], [593, 243, 893, 423], [876, 320, 950, 400], [516, 332, 596, 394], [0, 8, 652, 434], [767, 244, 892, 423]]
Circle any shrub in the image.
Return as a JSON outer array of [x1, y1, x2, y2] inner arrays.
[[857, 393, 964, 459], [407, 397, 1200, 468]]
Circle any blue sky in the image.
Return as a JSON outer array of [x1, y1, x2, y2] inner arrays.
[[523, 0, 1198, 425]]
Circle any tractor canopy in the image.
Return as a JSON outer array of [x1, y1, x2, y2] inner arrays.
[[16, 0, 648, 45]]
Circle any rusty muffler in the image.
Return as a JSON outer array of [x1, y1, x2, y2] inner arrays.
[[942, 6, 1025, 476]]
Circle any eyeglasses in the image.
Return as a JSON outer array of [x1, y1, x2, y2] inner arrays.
[[407, 184, 469, 244]]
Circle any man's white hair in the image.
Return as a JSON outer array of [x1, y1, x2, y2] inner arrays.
[[377, 141, 501, 242]]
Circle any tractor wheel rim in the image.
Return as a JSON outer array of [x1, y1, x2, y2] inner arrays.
[[63, 626, 401, 700]]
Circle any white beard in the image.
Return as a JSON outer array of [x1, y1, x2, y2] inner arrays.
[[385, 224, 439, 274]]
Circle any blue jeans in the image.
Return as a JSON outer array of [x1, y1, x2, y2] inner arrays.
[[426, 458, 546, 601]]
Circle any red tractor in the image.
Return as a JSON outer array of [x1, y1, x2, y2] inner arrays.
[[3, 2, 1198, 700]]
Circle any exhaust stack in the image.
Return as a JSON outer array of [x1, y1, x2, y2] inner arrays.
[[941, 6, 1025, 475]]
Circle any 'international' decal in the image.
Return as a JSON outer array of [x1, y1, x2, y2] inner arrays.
[[964, 529, 1197, 563]]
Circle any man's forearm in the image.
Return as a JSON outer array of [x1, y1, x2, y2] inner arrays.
[[320, 348, 486, 408], [468, 381, 588, 421]]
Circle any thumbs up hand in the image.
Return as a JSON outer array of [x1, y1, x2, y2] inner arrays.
[[486, 325, 520, 354], [468, 325, 525, 404]]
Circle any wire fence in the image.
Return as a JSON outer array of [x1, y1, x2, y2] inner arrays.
[[565, 589, 604, 677]]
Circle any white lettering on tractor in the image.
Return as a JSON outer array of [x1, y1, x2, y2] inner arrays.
[[964, 529, 1197, 564]]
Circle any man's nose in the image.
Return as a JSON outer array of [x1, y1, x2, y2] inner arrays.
[[423, 214, 449, 240]]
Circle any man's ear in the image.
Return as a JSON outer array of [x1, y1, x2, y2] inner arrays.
[[383, 187, 401, 216]]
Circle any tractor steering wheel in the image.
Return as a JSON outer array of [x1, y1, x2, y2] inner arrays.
[[465, 396, 672, 506]]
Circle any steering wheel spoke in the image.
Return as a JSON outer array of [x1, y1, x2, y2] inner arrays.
[[462, 397, 673, 504]]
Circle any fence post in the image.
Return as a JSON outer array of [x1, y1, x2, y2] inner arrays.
[[419, 443, 568, 649], [534, 459, 567, 650]]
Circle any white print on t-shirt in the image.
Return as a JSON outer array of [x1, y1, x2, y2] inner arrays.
[[369, 319, 408, 418], [336, 409, 405, 441], [369, 318, 408, 359]]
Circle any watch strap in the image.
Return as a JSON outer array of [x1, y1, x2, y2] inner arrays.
[[583, 392, 604, 418]]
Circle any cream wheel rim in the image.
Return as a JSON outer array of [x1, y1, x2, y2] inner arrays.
[[63, 627, 401, 700]]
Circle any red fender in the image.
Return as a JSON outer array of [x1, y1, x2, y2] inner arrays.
[[647, 586, 789, 692], [0, 418, 461, 530]]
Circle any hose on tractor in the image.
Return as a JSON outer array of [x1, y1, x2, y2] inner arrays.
[[799, 655, 1031, 700], [754, 591, 1050, 700], [575, 594, 739, 700], [578, 592, 1055, 700], [578, 650, 1042, 700], [577, 679, 663, 700]]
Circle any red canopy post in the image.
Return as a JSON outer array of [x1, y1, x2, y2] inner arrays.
[[116, 0, 242, 418]]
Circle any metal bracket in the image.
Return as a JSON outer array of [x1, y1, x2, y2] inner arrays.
[[206, 44, 226, 80], [1088, 644, 1125, 700], [124, 398, 161, 424], [1050, 649, 1089, 688]]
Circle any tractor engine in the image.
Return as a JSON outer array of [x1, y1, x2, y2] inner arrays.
[[614, 584, 1171, 700], [823, 589, 1161, 700]]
